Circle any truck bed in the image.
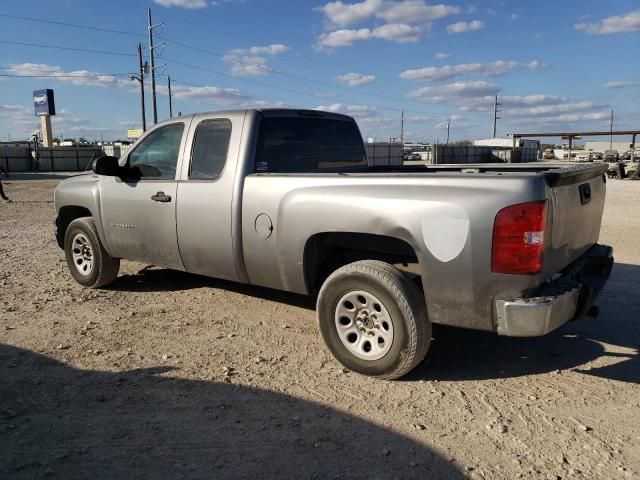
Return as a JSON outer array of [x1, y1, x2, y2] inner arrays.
[[253, 162, 608, 188]]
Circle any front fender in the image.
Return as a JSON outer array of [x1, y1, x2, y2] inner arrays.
[[54, 174, 108, 252]]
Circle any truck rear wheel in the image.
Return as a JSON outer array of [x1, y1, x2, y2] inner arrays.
[[316, 260, 431, 380], [64, 217, 120, 288]]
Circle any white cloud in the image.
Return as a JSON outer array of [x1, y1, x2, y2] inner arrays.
[[435, 52, 450, 59], [446, 19, 484, 34], [0, 105, 29, 115], [5, 63, 251, 108], [154, 0, 208, 8], [317, 103, 377, 115], [316, 0, 459, 26], [317, 28, 372, 48], [374, 23, 422, 41], [575, 9, 640, 34], [508, 111, 611, 125], [159, 84, 249, 105], [5, 63, 131, 88], [407, 80, 500, 103], [504, 100, 605, 118], [316, 103, 399, 128], [314, 102, 386, 125], [499, 95, 566, 107], [316, 0, 384, 26], [337, 72, 376, 86], [400, 59, 544, 81], [378, 1, 460, 24], [510, 13, 519, 21], [223, 44, 289, 76], [605, 81, 640, 89], [316, 23, 421, 48], [0, 104, 124, 139], [245, 44, 289, 55]]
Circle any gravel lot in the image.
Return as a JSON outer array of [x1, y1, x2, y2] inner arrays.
[[1, 175, 638, 479]]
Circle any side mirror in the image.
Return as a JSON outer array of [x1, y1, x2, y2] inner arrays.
[[92, 156, 120, 176]]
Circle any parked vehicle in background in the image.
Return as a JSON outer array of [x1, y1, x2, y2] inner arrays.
[[620, 150, 639, 161], [603, 150, 620, 162], [576, 152, 590, 161], [543, 149, 555, 160], [54, 108, 614, 379], [403, 152, 422, 161], [590, 152, 602, 161]]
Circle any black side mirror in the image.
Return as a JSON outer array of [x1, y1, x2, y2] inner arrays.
[[92, 156, 120, 176]]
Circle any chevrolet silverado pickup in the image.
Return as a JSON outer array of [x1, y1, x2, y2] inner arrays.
[[54, 109, 613, 379]]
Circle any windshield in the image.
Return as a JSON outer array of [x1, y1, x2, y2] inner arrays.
[[255, 116, 367, 173]]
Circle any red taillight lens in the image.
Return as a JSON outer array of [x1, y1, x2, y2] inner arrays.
[[492, 201, 547, 274]]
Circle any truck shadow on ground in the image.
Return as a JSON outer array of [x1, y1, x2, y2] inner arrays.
[[0, 343, 463, 480], [411, 262, 640, 384], [111, 266, 317, 310], [110, 262, 639, 385]]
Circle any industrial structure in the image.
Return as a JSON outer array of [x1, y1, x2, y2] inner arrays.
[[474, 138, 540, 162], [510, 130, 639, 162]]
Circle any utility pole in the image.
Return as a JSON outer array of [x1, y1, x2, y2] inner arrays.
[[168, 75, 173, 118], [147, 8, 165, 125], [610, 109, 614, 150], [492, 95, 501, 138], [446, 116, 451, 144], [400, 110, 404, 145], [137, 43, 147, 131]]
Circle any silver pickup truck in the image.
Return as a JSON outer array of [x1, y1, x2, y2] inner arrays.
[[54, 109, 613, 379]]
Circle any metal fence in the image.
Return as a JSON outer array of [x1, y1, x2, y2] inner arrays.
[[36, 147, 104, 172], [365, 142, 403, 166], [0, 145, 105, 172], [433, 145, 494, 164]]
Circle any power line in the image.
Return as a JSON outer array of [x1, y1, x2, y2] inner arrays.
[[1, 12, 429, 110], [0, 13, 142, 37], [164, 57, 431, 115], [156, 34, 431, 109], [0, 12, 440, 118], [0, 39, 136, 56], [0, 73, 131, 78]]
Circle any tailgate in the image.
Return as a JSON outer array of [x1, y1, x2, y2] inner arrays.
[[544, 164, 608, 274]]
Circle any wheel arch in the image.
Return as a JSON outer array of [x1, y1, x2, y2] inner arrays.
[[55, 205, 93, 249], [303, 232, 421, 294]]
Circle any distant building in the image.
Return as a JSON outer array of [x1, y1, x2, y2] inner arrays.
[[473, 138, 540, 162], [585, 141, 632, 154]]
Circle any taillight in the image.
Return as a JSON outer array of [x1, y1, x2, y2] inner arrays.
[[492, 201, 547, 274]]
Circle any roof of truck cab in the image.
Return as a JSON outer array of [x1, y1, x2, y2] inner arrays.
[[157, 108, 355, 123]]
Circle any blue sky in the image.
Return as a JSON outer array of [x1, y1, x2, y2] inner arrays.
[[0, 0, 638, 142]]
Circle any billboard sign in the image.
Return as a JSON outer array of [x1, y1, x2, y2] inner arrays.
[[33, 89, 56, 116], [127, 129, 143, 139]]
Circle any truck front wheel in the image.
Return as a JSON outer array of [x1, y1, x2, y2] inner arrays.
[[316, 260, 431, 380], [64, 217, 120, 288]]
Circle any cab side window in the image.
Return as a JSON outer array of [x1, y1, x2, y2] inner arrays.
[[127, 123, 185, 180], [189, 119, 232, 180]]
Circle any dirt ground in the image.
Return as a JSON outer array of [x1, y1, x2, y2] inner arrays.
[[0, 175, 638, 480]]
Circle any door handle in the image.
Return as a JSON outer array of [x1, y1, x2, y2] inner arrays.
[[151, 191, 172, 203]]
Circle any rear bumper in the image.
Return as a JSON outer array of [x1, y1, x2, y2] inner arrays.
[[496, 244, 613, 337]]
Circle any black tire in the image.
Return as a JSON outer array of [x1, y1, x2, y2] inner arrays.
[[316, 260, 431, 380], [64, 217, 120, 288]]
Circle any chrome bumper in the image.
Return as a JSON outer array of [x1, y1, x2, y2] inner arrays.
[[496, 244, 613, 337]]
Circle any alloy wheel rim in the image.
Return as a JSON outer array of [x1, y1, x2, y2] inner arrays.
[[334, 290, 394, 361], [71, 233, 94, 276]]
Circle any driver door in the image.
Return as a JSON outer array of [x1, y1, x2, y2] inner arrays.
[[100, 121, 189, 270]]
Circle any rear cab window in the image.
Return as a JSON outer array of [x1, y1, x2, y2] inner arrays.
[[189, 118, 232, 180], [255, 115, 367, 173]]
